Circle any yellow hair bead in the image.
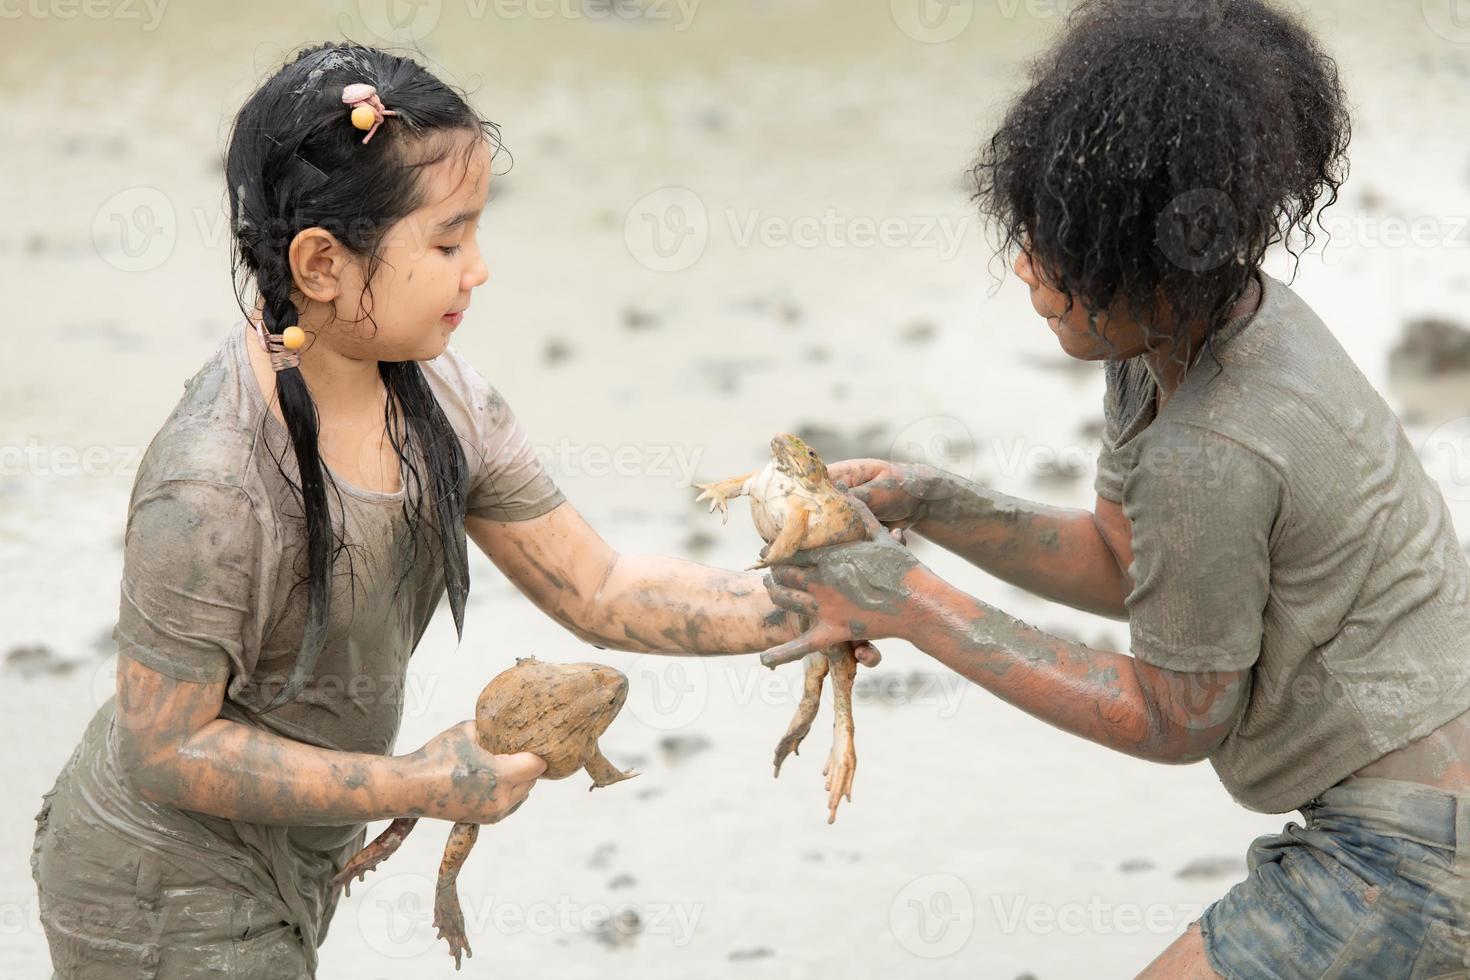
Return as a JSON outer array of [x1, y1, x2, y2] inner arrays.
[[351, 104, 377, 132], [282, 326, 307, 351]]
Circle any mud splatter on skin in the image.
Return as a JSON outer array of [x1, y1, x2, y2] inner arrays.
[[767, 529, 1248, 765], [837, 463, 1131, 620], [466, 511, 807, 657]]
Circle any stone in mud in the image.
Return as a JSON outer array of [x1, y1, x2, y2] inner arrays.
[[623, 305, 662, 331], [792, 422, 891, 464], [658, 732, 712, 764], [592, 907, 642, 948], [1389, 318, 1470, 378], [4, 644, 74, 679], [1175, 855, 1247, 880]]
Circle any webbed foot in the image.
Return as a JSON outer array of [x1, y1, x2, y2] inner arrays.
[[773, 653, 828, 776], [330, 817, 418, 898], [434, 822, 480, 970]]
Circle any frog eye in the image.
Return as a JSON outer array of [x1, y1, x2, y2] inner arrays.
[[808, 449, 816, 458]]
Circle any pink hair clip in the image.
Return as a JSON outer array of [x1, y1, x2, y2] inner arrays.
[[253, 319, 305, 372], [342, 83, 398, 144]]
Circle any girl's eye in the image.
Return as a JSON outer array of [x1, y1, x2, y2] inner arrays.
[[439, 245, 462, 257]]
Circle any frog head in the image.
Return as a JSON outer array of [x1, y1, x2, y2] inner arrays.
[[769, 433, 831, 491]]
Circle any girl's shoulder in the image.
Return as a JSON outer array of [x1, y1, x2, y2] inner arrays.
[[419, 343, 521, 444], [130, 331, 271, 517]]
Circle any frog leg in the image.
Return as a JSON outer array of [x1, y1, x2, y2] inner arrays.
[[773, 651, 828, 776], [433, 821, 480, 970], [584, 749, 640, 790], [330, 816, 418, 898], [749, 504, 810, 570], [694, 471, 757, 525], [821, 645, 859, 824]]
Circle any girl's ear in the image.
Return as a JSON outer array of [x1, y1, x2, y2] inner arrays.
[[288, 227, 347, 304]]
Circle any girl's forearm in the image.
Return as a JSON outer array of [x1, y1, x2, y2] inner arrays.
[[125, 716, 426, 826], [576, 554, 797, 655], [912, 473, 1129, 618]]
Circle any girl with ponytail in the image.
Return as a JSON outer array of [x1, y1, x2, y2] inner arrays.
[[30, 42, 865, 979]]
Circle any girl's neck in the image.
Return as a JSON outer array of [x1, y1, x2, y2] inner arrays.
[[246, 304, 388, 424], [1143, 273, 1262, 411]]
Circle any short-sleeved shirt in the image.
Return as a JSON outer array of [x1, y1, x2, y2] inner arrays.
[[71, 324, 563, 968], [1095, 272, 1470, 813]]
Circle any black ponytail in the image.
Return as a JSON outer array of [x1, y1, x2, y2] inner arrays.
[[226, 42, 501, 710]]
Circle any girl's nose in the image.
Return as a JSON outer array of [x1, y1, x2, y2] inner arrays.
[[465, 253, 489, 290]]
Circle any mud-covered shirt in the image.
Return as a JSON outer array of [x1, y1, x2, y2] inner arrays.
[[86, 324, 563, 969], [1095, 272, 1470, 814]]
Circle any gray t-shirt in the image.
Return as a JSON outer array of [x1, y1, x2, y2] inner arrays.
[[79, 325, 563, 966], [1095, 272, 1470, 814]]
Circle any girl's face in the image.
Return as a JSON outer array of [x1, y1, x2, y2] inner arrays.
[[1012, 246, 1148, 362], [300, 135, 492, 362]]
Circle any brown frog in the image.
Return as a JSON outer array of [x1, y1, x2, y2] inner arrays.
[[695, 433, 867, 824], [330, 657, 638, 969]]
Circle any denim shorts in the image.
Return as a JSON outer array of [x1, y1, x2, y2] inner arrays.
[[1199, 776, 1470, 979]]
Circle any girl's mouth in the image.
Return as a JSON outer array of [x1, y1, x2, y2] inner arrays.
[[442, 311, 464, 327]]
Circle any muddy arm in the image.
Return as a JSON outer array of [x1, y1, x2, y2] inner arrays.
[[467, 502, 802, 656], [835, 461, 1132, 619], [913, 476, 1132, 620], [113, 657, 542, 826]]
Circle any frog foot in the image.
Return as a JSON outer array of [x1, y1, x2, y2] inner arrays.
[[822, 728, 857, 825], [434, 822, 480, 970], [773, 653, 828, 776], [821, 648, 858, 824], [433, 879, 473, 970], [330, 817, 418, 898], [694, 473, 753, 526]]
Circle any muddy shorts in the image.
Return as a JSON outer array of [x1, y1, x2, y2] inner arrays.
[[1199, 776, 1470, 979], [31, 746, 312, 979]]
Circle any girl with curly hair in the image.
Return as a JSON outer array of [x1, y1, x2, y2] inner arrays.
[[760, 2, 1470, 975]]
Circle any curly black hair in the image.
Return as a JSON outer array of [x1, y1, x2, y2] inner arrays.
[[970, 0, 1351, 359]]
